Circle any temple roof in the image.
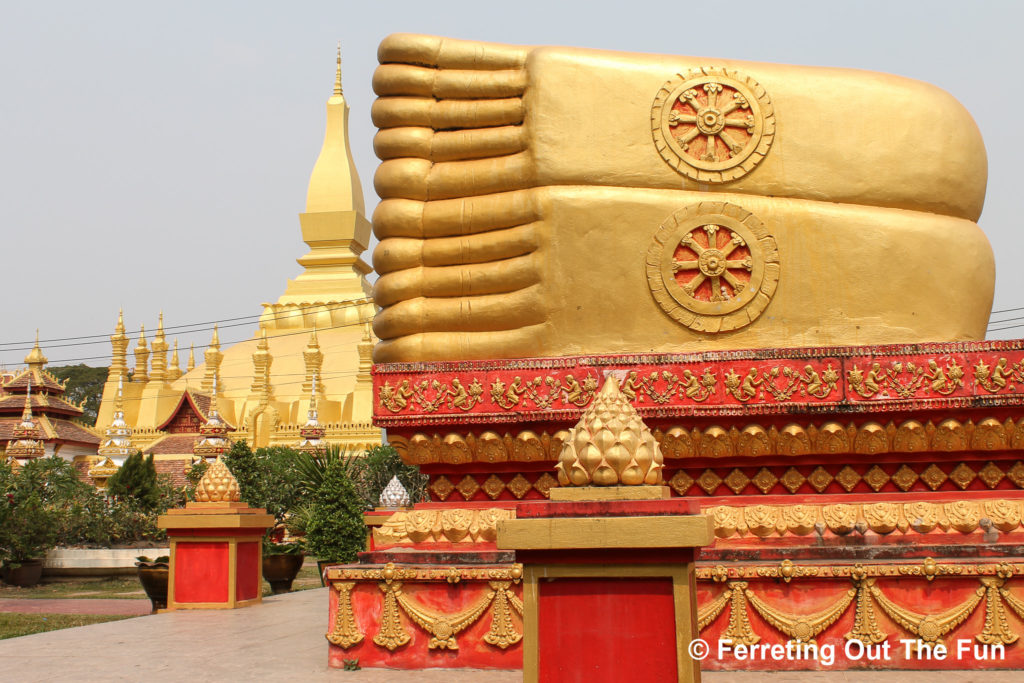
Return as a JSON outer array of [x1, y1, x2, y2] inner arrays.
[[0, 415, 99, 445], [144, 433, 200, 455], [2, 368, 66, 394], [0, 393, 84, 417], [155, 389, 235, 431]]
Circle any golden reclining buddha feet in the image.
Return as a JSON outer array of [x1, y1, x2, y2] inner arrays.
[[371, 34, 994, 363]]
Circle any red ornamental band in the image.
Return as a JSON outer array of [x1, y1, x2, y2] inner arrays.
[[373, 340, 1024, 427]]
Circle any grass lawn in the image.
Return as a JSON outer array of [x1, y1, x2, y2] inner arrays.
[[0, 613, 132, 640], [2, 562, 323, 600], [0, 576, 144, 600]]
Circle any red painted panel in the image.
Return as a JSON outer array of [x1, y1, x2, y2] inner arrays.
[[327, 581, 523, 669], [236, 541, 260, 601], [538, 577, 677, 683], [174, 541, 228, 603]]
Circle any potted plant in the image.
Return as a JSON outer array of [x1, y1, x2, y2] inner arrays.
[[0, 491, 59, 588], [135, 555, 169, 612], [262, 539, 305, 594]]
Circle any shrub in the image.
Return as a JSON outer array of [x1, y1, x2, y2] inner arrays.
[[223, 441, 301, 526], [106, 452, 160, 510], [304, 459, 366, 563]]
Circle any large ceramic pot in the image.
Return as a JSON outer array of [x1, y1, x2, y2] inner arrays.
[[136, 561, 169, 612], [263, 553, 305, 595], [1, 560, 43, 587]]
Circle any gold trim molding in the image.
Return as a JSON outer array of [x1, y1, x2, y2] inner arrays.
[[392, 416, 1024, 466], [371, 499, 1024, 546]]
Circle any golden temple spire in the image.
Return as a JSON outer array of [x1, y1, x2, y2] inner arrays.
[[249, 328, 273, 399], [194, 370, 231, 459], [133, 325, 150, 383], [305, 45, 364, 215], [150, 313, 168, 382], [21, 379, 34, 423], [298, 369, 325, 452], [201, 325, 223, 393], [334, 42, 342, 97], [187, 343, 196, 372], [302, 326, 324, 399], [24, 330, 48, 370], [110, 310, 129, 378], [168, 340, 182, 381], [8, 378, 45, 460], [98, 376, 133, 458]]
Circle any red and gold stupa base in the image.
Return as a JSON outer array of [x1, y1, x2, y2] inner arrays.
[[325, 340, 1024, 672]]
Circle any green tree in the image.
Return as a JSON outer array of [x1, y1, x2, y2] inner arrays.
[[106, 452, 160, 510], [46, 365, 108, 425], [222, 441, 300, 525], [305, 459, 366, 563]]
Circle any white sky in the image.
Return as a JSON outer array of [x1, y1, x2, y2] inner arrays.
[[1, 0, 1021, 368]]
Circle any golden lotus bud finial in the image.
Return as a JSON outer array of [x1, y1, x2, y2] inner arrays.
[[195, 457, 241, 503], [555, 376, 664, 487]]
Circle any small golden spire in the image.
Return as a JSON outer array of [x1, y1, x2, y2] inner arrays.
[[21, 378, 34, 422], [334, 42, 342, 96], [210, 324, 220, 348], [116, 309, 125, 335], [168, 340, 182, 380], [194, 457, 241, 503], [133, 325, 150, 383], [187, 343, 196, 372], [24, 330, 48, 369]]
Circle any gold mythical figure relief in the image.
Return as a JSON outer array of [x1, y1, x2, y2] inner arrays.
[[371, 34, 993, 362]]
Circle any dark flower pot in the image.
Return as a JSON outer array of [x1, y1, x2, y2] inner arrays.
[[2, 560, 43, 587], [263, 553, 305, 595], [136, 564, 169, 612]]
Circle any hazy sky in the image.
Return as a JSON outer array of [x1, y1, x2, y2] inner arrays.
[[1, 0, 1021, 369]]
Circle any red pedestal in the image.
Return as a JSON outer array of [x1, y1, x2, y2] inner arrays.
[[157, 502, 274, 610], [498, 496, 713, 683]]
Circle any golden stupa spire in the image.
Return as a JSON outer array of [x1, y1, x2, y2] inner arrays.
[[249, 328, 273, 400], [201, 325, 223, 393], [302, 326, 324, 399], [334, 42, 342, 96], [168, 339, 182, 380], [187, 343, 196, 372], [110, 310, 129, 378], [259, 43, 372, 330], [150, 312, 168, 382], [305, 44, 364, 215], [133, 325, 150, 383], [24, 330, 48, 370]]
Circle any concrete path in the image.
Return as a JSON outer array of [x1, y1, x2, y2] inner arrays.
[[0, 587, 1018, 682], [0, 598, 152, 616]]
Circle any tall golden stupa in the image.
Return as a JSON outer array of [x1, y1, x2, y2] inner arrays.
[[90, 49, 379, 482]]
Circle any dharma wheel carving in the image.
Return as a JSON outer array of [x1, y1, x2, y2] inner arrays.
[[647, 201, 779, 333], [652, 67, 775, 183]]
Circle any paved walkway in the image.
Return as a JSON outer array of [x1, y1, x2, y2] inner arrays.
[[0, 588, 1019, 682], [0, 598, 152, 615]]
